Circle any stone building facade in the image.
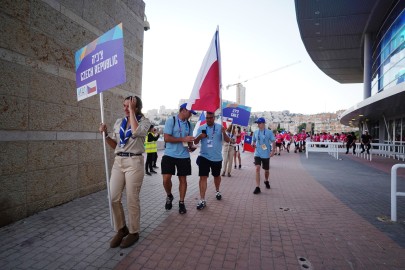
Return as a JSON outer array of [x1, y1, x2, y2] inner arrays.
[[0, 0, 146, 227]]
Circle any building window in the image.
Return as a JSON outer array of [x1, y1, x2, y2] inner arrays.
[[371, 8, 405, 94]]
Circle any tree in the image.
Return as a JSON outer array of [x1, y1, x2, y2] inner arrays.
[[297, 123, 306, 133]]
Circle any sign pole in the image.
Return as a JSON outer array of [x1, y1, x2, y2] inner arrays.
[[100, 92, 114, 228]]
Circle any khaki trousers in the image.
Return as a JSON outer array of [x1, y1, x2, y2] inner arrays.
[[222, 145, 235, 174], [110, 155, 144, 233]]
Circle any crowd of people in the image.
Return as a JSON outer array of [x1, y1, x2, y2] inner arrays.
[[268, 130, 372, 155], [98, 96, 367, 249]]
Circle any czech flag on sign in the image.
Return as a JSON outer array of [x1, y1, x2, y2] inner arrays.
[[186, 28, 221, 113], [243, 135, 255, 153]]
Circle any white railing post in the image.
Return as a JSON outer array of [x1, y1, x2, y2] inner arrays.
[[391, 164, 405, 222]]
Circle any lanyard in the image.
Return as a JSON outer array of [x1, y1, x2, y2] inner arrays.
[[259, 129, 266, 145], [177, 118, 188, 136], [207, 124, 216, 140]]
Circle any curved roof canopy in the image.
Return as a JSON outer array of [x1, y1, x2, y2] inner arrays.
[[294, 0, 396, 84]]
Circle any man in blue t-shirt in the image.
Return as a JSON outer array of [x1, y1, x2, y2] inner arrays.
[[252, 117, 275, 194], [162, 103, 196, 214], [193, 112, 230, 210]]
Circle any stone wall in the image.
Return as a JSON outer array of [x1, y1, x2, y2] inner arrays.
[[0, 0, 145, 227]]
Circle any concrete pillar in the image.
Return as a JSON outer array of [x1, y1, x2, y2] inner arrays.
[[363, 33, 372, 99]]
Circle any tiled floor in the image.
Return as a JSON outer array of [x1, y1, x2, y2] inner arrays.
[[1, 149, 404, 270]]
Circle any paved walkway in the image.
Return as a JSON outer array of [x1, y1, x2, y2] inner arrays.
[[1, 149, 405, 269]]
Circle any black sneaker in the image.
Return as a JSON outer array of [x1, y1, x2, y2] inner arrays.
[[153, 166, 159, 169], [196, 200, 206, 210], [264, 181, 271, 189], [179, 201, 187, 214], [150, 170, 158, 174], [165, 194, 173, 210], [253, 187, 261, 194], [239, 164, 241, 169], [216, 191, 222, 200], [145, 172, 152, 176]]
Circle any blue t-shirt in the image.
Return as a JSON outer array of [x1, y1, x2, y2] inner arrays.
[[197, 123, 223, 162], [163, 116, 191, 158], [252, 128, 275, 158]]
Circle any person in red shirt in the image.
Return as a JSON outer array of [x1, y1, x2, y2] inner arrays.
[[293, 133, 299, 153], [275, 131, 283, 155], [240, 128, 247, 153], [298, 129, 306, 152], [284, 131, 292, 153]]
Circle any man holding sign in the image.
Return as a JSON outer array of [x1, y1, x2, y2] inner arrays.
[[252, 117, 276, 194]]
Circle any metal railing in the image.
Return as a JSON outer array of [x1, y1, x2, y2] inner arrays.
[[306, 142, 405, 161], [391, 164, 405, 222], [305, 142, 346, 159]]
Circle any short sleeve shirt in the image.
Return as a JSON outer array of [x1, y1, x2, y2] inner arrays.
[[112, 116, 150, 154], [252, 129, 275, 158], [197, 123, 223, 162], [163, 115, 191, 158]]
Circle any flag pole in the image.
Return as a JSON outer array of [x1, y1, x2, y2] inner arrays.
[[217, 26, 234, 161], [99, 92, 114, 228]]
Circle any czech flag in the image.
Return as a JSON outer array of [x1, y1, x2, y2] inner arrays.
[[193, 112, 206, 137], [187, 28, 221, 113], [243, 135, 255, 153]]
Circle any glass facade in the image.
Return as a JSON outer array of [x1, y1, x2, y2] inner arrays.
[[371, 8, 405, 95]]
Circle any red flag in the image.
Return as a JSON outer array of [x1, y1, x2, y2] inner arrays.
[[243, 135, 255, 153], [187, 29, 221, 113]]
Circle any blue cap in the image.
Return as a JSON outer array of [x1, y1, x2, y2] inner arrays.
[[255, 117, 266, 124], [180, 103, 197, 115]]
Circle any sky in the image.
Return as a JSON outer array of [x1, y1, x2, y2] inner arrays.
[[141, 0, 364, 114]]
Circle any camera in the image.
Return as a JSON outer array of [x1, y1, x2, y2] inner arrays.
[[144, 21, 150, 31], [201, 130, 207, 134]]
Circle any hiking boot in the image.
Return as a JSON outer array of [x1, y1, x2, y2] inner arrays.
[[120, 233, 139, 248], [264, 181, 271, 189], [253, 187, 261, 194], [165, 194, 174, 210], [179, 201, 187, 214], [145, 172, 152, 176], [216, 191, 222, 200], [196, 200, 206, 210], [110, 226, 129, 248]]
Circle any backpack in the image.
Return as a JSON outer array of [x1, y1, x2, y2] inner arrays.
[[164, 116, 191, 148], [172, 116, 191, 134]]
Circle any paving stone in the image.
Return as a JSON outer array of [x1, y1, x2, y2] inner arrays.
[[1, 150, 405, 269]]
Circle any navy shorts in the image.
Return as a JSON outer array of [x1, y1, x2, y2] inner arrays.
[[198, 156, 222, 177], [161, 155, 192, 176], [254, 157, 270, 170]]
